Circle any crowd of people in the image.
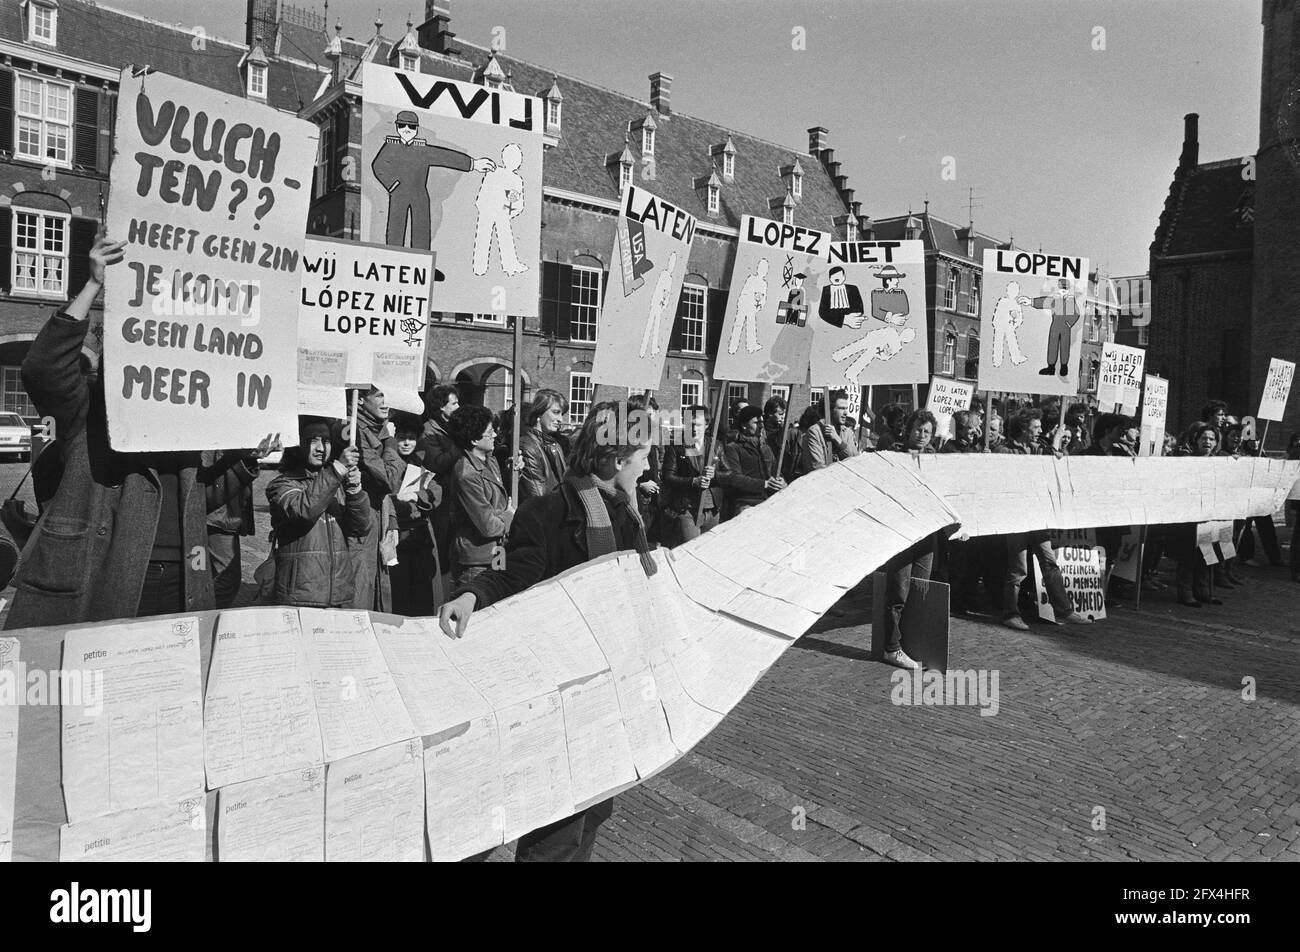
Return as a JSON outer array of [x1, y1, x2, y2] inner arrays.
[[3, 237, 1297, 862]]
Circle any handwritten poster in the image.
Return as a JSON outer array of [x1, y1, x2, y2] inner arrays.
[[104, 69, 317, 450], [925, 377, 975, 439], [591, 184, 697, 390], [978, 249, 1090, 397], [1257, 357, 1295, 422], [713, 215, 831, 385], [1096, 342, 1145, 411], [297, 236, 435, 414], [810, 239, 929, 387], [360, 64, 542, 318]]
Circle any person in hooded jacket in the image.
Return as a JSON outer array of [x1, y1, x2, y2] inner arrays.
[[5, 235, 269, 629], [340, 387, 404, 612], [266, 418, 370, 608], [716, 404, 786, 518], [439, 400, 657, 862], [389, 413, 442, 615]]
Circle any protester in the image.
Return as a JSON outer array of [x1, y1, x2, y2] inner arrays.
[[725, 396, 750, 443], [201, 441, 276, 610], [1235, 434, 1284, 568], [660, 404, 718, 546], [1168, 422, 1225, 606], [4, 235, 269, 628], [799, 391, 859, 471], [1080, 413, 1137, 595], [340, 387, 403, 613], [1062, 402, 1091, 455], [438, 401, 656, 861], [265, 419, 371, 609], [446, 405, 513, 588], [389, 414, 442, 615], [627, 393, 662, 543], [763, 395, 789, 463], [985, 412, 1005, 452], [1200, 400, 1230, 440], [941, 410, 982, 453], [420, 383, 462, 576], [518, 389, 569, 501], [716, 404, 786, 518], [997, 409, 1090, 629], [878, 409, 941, 669], [1289, 433, 1300, 583], [871, 403, 908, 453]]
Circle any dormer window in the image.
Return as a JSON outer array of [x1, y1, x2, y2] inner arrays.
[[620, 161, 633, 192], [401, 51, 419, 73], [792, 169, 802, 198], [782, 204, 793, 226], [711, 137, 736, 181], [722, 152, 734, 178], [707, 182, 719, 214], [547, 99, 561, 129], [642, 126, 654, 157], [26, 1, 57, 45], [846, 219, 857, 242], [248, 62, 267, 99]]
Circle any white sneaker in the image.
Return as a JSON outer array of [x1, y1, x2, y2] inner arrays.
[[1003, 616, 1030, 631], [883, 648, 920, 670], [1059, 611, 1093, 624]]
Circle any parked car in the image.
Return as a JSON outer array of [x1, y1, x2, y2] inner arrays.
[[0, 413, 33, 462]]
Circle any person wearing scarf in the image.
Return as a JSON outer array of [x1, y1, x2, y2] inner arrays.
[[338, 387, 404, 612], [439, 401, 655, 862]]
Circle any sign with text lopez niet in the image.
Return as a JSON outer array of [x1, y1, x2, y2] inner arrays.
[[1257, 358, 1295, 422], [1140, 374, 1169, 456], [978, 249, 1090, 397], [590, 185, 697, 391], [1096, 342, 1144, 411], [925, 377, 976, 439], [104, 69, 317, 450], [712, 215, 831, 385], [360, 63, 542, 318], [297, 237, 435, 414]]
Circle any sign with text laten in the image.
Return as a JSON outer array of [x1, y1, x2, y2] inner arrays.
[[1257, 357, 1295, 422], [104, 69, 316, 451], [360, 64, 542, 318], [1096, 342, 1145, 411], [810, 240, 928, 387], [590, 185, 696, 391], [713, 215, 830, 385], [925, 377, 975, 439], [978, 249, 1090, 397], [297, 237, 435, 414], [1139, 374, 1169, 456]]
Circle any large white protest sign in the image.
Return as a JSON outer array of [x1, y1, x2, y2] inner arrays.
[[712, 216, 830, 385], [978, 249, 1090, 397], [1258, 357, 1296, 422], [104, 69, 317, 450], [360, 64, 542, 317], [810, 240, 929, 387], [297, 237, 435, 414], [1096, 342, 1145, 411], [591, 185, 697, 390], [1140, 374, 1169, 456], [925, 377, 975, 439]]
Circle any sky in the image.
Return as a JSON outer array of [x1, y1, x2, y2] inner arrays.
[[108, 0, 1265, 277]]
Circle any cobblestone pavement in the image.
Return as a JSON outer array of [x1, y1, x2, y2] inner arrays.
[[4, 464, 1297, 861]]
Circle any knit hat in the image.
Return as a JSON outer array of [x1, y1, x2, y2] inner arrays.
[[736, 404, 763, 430]]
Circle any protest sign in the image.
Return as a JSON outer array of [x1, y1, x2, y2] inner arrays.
[[810, 239, 928, 387], [103, 69, 317, 450], [1110, 527, 1143, 583], [978, 249, 1090, 397], [591, 185, 697, 390], [1057, 545, 1107, 621], [1140, 374, 1169, 456], [1257, 357, 1296, 422], [1096, 342, 1145, 411], [712, 215, 831, 384], [297, 237, 435, 414], [925, 377, 976, 439], [360, 63, 542, 318]]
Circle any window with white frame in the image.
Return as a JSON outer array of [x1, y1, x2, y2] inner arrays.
[[770, 384, 791, 405], [680, 378, 703, 411], [942, 330, 957, 375], [846, 219, 858, 242], [12, 209, 68, 297], [2, 367, 37, 417], [314, 120, 332, 199], [570, 266, 601, 342], [400, 52, 419, 73], [969, 273, 981, 315], [723, 152, 734, 178], [707, 184, 719, 214], [547, 99, 561, 129], [16, 74, 71, 166], [568, 372, 593, 425], [782, 205, 792, 226], [642, 127, 654, 156], [248, 63, 267, 99], [792, 171, 802, 198], [944, 269, 958, 310], [619, 162, 632, 192], [472, 312, 506, 326], [727, 382, 748, 408], [28, 4, 56, 44], [679, 282, 706, 353], [810, 387, 825, 406]]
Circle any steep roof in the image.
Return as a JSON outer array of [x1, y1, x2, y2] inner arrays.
[[0, 0, 327, 113], [293, 25, 849, 230], [872, 211, 1008, 262], [1151, 157, 1253, 258]]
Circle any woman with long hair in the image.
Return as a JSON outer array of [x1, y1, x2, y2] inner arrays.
[[518, 388, 569, 501], [445, 405, 513, 589]]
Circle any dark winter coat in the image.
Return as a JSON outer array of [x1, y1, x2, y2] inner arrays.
[[717, 433, 776, 513], [450, 450, 512, 568], [518, 426, 567, 500]]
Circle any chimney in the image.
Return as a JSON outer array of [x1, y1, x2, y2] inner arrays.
[[417, 0, 456, 54], [807, 126, 828, 157], [649, 73, 672, 115], [1180, 112, 1199, 168], [246, 0, 279, 48]]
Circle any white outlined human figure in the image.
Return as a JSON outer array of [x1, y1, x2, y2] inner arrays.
[[639, 251, 679, 359], [727, 258, 770, 355], [990, 280, 1031, 367], [831, 266, 913, 380], [472, 143, 528, 277]]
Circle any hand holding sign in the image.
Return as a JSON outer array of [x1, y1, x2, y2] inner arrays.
[[90, 236, 128, 285], [250, 432, 283, 460]]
